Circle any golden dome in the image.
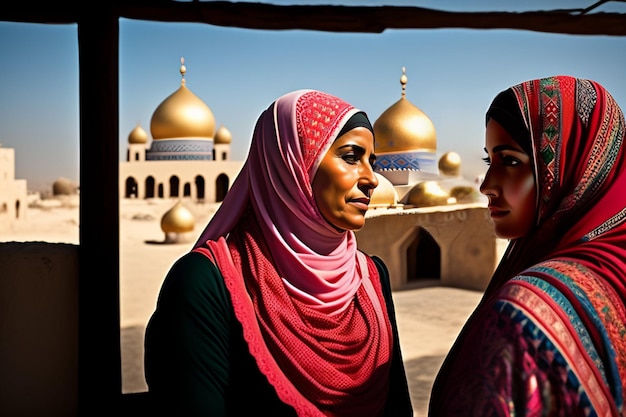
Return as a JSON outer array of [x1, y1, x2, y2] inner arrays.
[[374, 67, 436, 153], [128, 123, 148, 144], [370, 173, 398, 207], [438, 151, 461, 176], [215, 125, 232, 144], [405, 180, 456, 207], [161, 200, 195, 233], [52, 177, 79, 196], [449, 185, 479, 204], [150, 58, 216, 140]]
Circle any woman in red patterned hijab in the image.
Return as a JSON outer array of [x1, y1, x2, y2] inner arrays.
[[429, 76, 626, 416], [145, 89, 413, 416]]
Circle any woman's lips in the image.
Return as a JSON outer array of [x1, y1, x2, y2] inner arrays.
[[350, 198, 370, 211], [488, 206, 508, 219]]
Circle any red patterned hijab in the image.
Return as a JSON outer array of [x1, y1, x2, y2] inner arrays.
[[193, 90, 393, 416], [487, 75, 626, 307]]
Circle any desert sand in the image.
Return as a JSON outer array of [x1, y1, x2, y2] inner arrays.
[[5, 197, 490, 416]]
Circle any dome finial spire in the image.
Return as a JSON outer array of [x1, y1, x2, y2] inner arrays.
[[400, 67, 408, 98], [180, 57, 187, 85]]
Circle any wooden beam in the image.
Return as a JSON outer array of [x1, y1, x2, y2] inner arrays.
[[2, 1, 626, 36], [77, 7, 121, 414]]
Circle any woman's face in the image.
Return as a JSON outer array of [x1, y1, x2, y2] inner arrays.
[[480, 119, 537, 239], [312, 127, 378, 231]]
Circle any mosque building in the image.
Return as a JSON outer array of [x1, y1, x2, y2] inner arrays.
[[119, 58, 242, 202], [356, 68, 497, 291], [120, 63, 498, 291]]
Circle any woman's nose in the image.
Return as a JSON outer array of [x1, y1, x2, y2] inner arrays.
[[365, 164, 379, 188], [359, 164, 379, 195], [479, 168, 496, 196]]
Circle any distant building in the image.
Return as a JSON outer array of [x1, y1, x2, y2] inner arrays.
[[0, 146, 28, 233]]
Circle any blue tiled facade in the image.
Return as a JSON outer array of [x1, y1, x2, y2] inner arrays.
[[375, 150, 438, 174]]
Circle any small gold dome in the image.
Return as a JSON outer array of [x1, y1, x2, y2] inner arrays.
[[450, 185, 479, 204], [52, 177, 79, 196], [150, 58, 216, 140], [215, 125, 232, 144], [374, 67, 436, 153], [370, 173, 398, 207], [405, 181, 456, 207], [161, 200, 195, 233], [128, 123, 148, 144], [438, 151, 461, 176]]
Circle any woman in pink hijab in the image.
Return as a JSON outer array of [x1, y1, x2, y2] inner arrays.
[[145, 89, 413, 416]]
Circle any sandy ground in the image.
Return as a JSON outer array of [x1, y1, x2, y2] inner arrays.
[[4, 197, 494, 416]]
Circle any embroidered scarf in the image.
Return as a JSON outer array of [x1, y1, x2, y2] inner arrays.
[[487, 76, 626, 301], [430, 75, 626, 416]]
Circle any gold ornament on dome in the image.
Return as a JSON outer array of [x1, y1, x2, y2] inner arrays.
[[161, 200, 195, 233], [128, 123, 148, 144], [374, 67, 437, 153], [438, 151, 461, 176], [150, 57, 216, 140], [405, 180, 455, 207]]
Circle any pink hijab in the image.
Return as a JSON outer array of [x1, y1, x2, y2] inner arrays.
[[193, 89, 365, 313], [192, 90, 393, 416]]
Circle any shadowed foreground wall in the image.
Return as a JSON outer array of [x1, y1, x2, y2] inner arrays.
[[0, 242, 78, 417]]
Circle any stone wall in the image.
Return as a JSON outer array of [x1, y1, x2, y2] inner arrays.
[[357, 204, 498, 291]]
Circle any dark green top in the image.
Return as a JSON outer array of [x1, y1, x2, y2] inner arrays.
[[144, 251, 413, 416]]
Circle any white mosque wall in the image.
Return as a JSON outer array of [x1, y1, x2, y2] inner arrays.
[[119, 159, 243, 202], [127, 143, 146, 162], [378, 169, 440, 189], [213, 143, 230, 161]]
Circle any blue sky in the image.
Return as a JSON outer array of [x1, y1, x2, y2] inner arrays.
[[1, 1, 626, 191]]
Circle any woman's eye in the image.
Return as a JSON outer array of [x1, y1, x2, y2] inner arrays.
[[342, 151, 363, 164], [502, 155, 521, 166], [486, 153, 522, 167]]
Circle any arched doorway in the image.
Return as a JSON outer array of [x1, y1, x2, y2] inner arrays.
[[124, 177, 138, 198], [195, 176, 205, 202], [169, 176, 180, 198], [144, 176, 155, 199], [215, 173, 229, 202], [406, 226, 441, 283]]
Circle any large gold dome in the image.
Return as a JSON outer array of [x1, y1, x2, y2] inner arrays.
[[150, 58, 216, 140], [374, 67, 436, 153]]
